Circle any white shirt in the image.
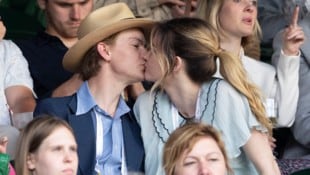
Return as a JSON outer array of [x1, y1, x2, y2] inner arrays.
[[214, 48, 300, 127], [0, 40, 34, 125]]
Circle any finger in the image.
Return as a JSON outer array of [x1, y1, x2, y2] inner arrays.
[[191, 0, 198, 11], [171, 5, 186, 17], [172, 5, 186, 13], [0, 136, 8, 144], [287, 29, 304, 40], [291, 6, 300, 27], [287, 33, 304, 41], [291, 33, 305, 43], [171, 0, 186, 6], [191, 0, 198, 7], [285, 26, 303, 37], [184, 0, 192, 16]]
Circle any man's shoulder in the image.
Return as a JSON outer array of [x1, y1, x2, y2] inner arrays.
[[14, 32, 68, 62], [37, 95, 76, 107], [0, 40, 22, 55], [35, 95, 77, 117], [14, 31, 64, 50]]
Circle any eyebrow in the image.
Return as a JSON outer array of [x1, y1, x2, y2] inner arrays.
[[186, 152, 223, 158], [129, 37, 146, 44], [54, 0, 90, 6]]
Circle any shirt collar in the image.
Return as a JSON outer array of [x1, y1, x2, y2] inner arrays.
[[76, 81, 130, 116], [36, 31, 67, 48], [76, 81, 97, 115]]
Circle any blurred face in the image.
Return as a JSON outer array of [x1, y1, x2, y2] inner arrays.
[[174, 137, 227, 175], [109, 28, 148, 84], [40, 0, 93, 39], [144, 50, 162, 82], [27, 126, 78, 175], [219, 0, 257, 39]]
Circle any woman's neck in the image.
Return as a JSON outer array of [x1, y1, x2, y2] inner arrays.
[[164, 79, 200, 118], [220, 36, 242, 58]]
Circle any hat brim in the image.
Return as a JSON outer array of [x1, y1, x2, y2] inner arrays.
[[63, 18, 155, 72]]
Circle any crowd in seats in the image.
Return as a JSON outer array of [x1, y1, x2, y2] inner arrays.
[[0, 0, 309, 175]]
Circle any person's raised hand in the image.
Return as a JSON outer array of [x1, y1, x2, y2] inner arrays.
[[0, 136, 8, 154], [282, 6, 305, 56], [170, 0, 198, 18]]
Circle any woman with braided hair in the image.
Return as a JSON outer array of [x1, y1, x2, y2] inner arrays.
[[134, 17, 280, 175]]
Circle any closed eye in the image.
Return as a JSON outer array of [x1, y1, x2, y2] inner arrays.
[[70, 146, 77, 152], [52, 146, 63, 151], [183, 161, 196, 166], [208, 158, 219, 162]]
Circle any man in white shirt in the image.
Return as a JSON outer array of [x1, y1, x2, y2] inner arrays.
[[0, 19, 36, 160]]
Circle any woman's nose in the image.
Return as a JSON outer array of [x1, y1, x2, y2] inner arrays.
[[63, 150, 76, 163], [142, 50, 151, 60], [199, 162, 211, 175], [244, 0, 256, 11]]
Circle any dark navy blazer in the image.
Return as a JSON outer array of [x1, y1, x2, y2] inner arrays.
[[34, 94, 145, 175]]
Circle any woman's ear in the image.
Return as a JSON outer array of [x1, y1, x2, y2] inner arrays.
[[97, 42, 112, 61], [26, 153, 36, 170], [173, 56, 184, 72]]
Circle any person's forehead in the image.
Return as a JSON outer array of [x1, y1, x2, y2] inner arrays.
[[118, 29, 145, 40], [49, 0, 92, 4]]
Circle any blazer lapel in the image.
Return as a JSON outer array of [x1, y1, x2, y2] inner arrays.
[[67, 97, 96, 175], [122, 111, 145, 172]]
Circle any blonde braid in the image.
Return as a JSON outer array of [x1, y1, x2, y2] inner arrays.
[[217, 50, 273, 134]]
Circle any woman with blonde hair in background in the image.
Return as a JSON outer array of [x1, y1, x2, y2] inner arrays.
[[134, 17, 280, 175], [15, 115, 78, 175], [163, 122, 232, 175], [195, 0, 304, 128]]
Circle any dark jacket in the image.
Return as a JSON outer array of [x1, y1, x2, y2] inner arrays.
[[34, 94, 145, 175]]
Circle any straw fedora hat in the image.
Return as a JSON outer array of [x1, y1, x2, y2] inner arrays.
[[63, 3, 155, 72]]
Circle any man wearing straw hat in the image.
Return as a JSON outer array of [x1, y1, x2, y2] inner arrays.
[[34, 3, 154, 175]]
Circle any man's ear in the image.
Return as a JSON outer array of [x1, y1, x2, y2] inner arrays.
[[26, 153, 36, 171], [37, 0, 47, 10], [173, 56, 184, 72], [97, 42, 112, 61]]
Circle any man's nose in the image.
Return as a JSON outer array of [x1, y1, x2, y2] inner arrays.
[[70, 5, 81, 20]]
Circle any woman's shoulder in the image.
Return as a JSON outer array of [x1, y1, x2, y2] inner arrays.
[[202, 78, 244, 98]]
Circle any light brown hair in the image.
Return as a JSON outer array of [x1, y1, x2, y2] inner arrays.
[[15, 115, 76, 175], [163, 122, 232, 175]]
